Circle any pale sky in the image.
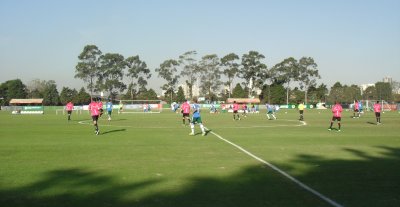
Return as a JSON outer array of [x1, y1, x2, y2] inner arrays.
[[1, 0, 399, 93]]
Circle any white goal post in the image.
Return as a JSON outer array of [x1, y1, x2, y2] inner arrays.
[[118, 100, 163, 114]]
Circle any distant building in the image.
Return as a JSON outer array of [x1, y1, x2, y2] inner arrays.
[[383, 76, 392, 84], [179, 82, 200, 98]]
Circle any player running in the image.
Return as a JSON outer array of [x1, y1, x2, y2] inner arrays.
[[373, 101, 382, 125], [89, 98, 101, 135], [189, 100, 206, 136], [241, 103, 248, 117], [66, 101, 74, 121], [329, 101, 343, 132], [181, 100, 191, 126]]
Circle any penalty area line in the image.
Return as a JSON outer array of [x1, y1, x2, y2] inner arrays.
[[205, 122, 343, 207]]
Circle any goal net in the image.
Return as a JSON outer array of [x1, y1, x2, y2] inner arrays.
[[117, 100, 163, 114]]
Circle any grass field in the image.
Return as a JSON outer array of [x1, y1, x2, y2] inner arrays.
[[0, 108, 399, 207]]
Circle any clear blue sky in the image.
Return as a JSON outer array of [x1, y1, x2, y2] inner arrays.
[[1, 0, 399, 93]]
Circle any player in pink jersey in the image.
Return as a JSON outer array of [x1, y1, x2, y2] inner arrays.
[[232, 101, 240, 120], [66, 101, 74, 121], [88, 97, 101, 135], [241, 103, 247, 117], [329, 101, 343, 132], [181, 100, 191, 126], [373, 101, 382, 125], [97, 97, 104, 117], [353, 100, 360, 118]]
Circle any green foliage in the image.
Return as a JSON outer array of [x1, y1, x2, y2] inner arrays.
[[179, 51, 198, 98], [75, 45, 102, 96], [220, 53, 240, 97], [240, 51, 267, 97], [155, 59, 180, 98], [42, 80, 60, 105], [199, 54, 222, 99], [59, 87, 78, 105], [98, 53, 127, 100], [74, 87, 91, 105], [0, 79, 27, 105], [232, 83, 246, 98], [375, 82, 393, 101], [176, 86, 186, 103]]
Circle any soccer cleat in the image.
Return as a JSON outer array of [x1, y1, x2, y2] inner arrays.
[[328, 128, 332, 131], [189, 132, 194, 136], [337, 130, 341, 132], [95, 130, 100, 135], [202, 132, 206, 136]]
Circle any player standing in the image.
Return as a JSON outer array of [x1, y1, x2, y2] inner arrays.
[[66, 101, 74, 121], [241, 103, 247, 117], [329, 101, 343, 132], [106, 98, 113, 121], [298, 102, 305, 121], [89, 98, 101, 135], [353, 100, 360, 118], [181, 100, 191, 126], [373, 101, 382, 125], [189, 100, 206, 136], [233, 101, 240, 120]]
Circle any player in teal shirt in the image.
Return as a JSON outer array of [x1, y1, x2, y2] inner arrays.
[[189, 100, 206, 136]]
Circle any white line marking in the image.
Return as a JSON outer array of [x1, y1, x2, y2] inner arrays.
[[205, 122, 343, 207]]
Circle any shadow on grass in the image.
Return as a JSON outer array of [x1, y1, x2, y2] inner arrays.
[[101, 128, 127, 135], [0, 147, 399, 207]]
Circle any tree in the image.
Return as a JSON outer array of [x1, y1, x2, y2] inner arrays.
[[176, 86, 186, 103], [155, 59, 180, 104], [98, 53, 127, 100], [198, 54, 222, 101], [232, 83, 246, 98], [328, 82, 345, 103], [240, 51, 267, 97], [0, 79, 27, 105], [75, 87, 91, 105], [363, 86, 376, 100], [220, 53, 240, 98], [297, 57, 320, 104], [179, 51, 199, 99], [59, 87, 78, 105], [75, 45, 102, 97], [271, 57, 299, 105], [42, 80, 60, 105], [126, 55, 151, 100], [375, 82, 393, 101], [343, 85, 362, 103]]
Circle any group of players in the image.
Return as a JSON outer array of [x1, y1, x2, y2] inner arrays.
[[65, 97, 383, 135], [328, 100, 382, 132]]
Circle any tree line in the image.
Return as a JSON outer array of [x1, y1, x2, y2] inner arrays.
[[0, 44, 398, 106]]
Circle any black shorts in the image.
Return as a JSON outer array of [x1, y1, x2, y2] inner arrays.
[[375, 112, 381, 118], [92, 115, 99, 122], [354, 109, 359, 112], [233, 110, 238, 114], [183, 113, 189, 117], [67, 110, 72, 115], [299, 110, 304, 115], [332, 116, 341, 122]]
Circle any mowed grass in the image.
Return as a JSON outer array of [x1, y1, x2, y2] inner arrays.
[[0, 108, 399, 207]]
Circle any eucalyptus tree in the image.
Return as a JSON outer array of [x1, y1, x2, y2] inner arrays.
[[179, 51, 198, 98], [42, 80, 60, 105], [125, 55, 151, 99], [297, 57, 320, 104], [240, 51, 267, 97], [75, 45, 102, 97], [375, 82, 393, 101], [198, 54, 222, 101], [98, 53, 127, 99], [220, 53, 240, 98], [155, 59, 180, 103], [270, 57, 299, 105]]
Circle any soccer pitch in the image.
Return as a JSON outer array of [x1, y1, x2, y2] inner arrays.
[[0, 109, 399, 207]]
